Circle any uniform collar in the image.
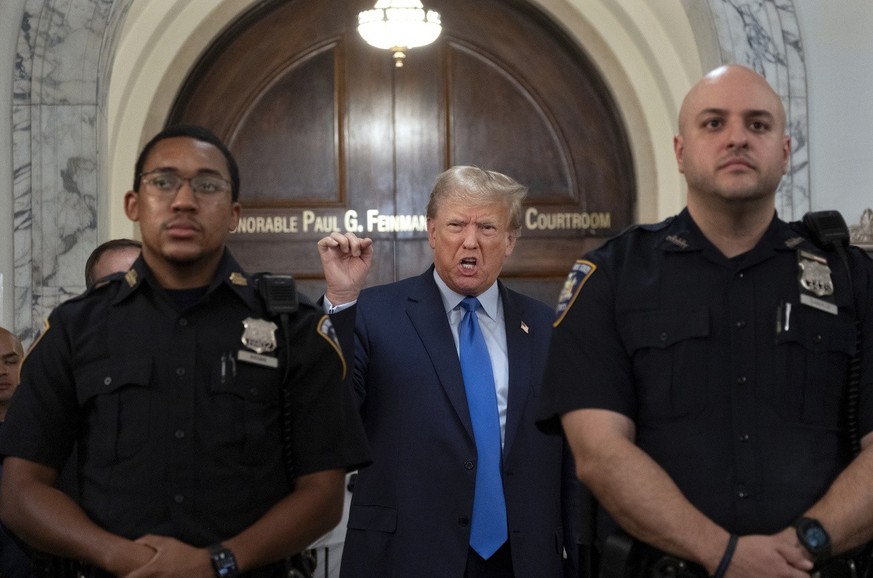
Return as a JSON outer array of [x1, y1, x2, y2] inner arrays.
[[659, 209, 806, 270], [662, 208, 801, 252], [112, 249, 257, 309]]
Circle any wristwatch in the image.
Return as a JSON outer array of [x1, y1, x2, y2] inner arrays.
[[208, 543, 240, 578], [794, 517, 832, 562]]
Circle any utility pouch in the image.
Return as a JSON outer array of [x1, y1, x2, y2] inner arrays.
[[597, 530, 707, 578]]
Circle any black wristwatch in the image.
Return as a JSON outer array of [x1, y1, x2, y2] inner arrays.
[[208, 543, 240, 578], [794, 517, 832, 562]]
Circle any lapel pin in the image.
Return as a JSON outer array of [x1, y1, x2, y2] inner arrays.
[[520, 321, 529, 334]]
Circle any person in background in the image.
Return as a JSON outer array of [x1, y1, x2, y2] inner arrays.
[[538, 64, 873, 577], [0, 326, 32, 578], [318, 165, 576, 577], [84, 238, 142, 289], [0, 124, 369, 578]]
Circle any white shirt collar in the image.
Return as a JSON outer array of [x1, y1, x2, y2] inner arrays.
[[432, 268, 500, 320]]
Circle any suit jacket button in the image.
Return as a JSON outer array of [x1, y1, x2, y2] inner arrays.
[[464, 460, 474, 470], [458, 516, 470, 527]]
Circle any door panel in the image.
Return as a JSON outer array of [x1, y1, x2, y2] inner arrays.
[[169, 0, 634, 304]]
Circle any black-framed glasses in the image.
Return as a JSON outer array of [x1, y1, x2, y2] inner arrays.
[[139, 170, 232, 197]]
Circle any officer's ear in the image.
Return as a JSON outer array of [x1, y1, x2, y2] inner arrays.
[[124, 190, 140, 222]]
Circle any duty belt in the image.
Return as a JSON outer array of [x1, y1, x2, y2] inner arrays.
[[31, 552, 315, 578], [597, 530, 868, 578]]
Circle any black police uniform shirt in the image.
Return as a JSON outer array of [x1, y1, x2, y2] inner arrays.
[[538, 209, 873, 538], [0, 250, 370, 546], [0, 422, 34, 578]]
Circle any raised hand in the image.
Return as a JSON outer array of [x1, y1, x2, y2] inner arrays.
[[317, 232, 374, 305]]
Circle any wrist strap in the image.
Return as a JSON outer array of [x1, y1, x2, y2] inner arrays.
[[712, 534, 738, 578]]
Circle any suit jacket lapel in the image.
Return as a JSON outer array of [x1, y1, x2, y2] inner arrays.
[[404, 270, 476, 441], [500, 284, 534, 457]]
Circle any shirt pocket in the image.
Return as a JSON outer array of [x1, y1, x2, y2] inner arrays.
[[74, 359, 153, 465], [623, 306, 711, 422], [772, 307, 857, 428], [208, 354, 282, 463]]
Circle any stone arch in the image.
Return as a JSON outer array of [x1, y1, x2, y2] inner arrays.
[[8, 0, 807, 340]]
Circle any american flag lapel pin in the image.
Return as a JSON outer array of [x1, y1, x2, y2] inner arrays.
[[520, 321, 529, 334]]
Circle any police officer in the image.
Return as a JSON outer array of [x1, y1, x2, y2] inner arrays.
[[538, 65, 873, 577], [0, 125, 369, 577], [0, 326, 32, 578]]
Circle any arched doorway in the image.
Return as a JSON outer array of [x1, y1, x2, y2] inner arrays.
[[168, 0, 635, 302]]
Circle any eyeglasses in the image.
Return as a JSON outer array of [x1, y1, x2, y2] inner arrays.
[[139, 170, 232, 198]]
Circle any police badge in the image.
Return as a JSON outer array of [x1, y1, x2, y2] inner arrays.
[[241, 317, 278, 353], [238, 317, 280, 368], [797, 249, 838, 315]]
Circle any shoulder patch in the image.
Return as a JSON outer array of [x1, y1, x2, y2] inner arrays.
[[554, 259, 596, 327], [22, 318, 51, 366], [317, 315, 346, 379]]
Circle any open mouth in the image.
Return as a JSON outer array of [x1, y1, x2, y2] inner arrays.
[[460, 257, 477, 270]]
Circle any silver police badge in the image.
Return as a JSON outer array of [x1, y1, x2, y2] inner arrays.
[[798, 251, 834, 297], [241, 317, 278, 354]]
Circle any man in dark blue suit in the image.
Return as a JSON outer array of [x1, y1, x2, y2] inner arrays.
[[318, 166, 575, 577]]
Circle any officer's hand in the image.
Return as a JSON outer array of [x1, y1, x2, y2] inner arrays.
[[122, 535, 212, 578], [105, 541, 157, 577], [722, 532, 813, 578], [317, 232, 374, 305]]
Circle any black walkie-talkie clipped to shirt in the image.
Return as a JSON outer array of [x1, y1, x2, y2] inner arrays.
[[803, 210, 850, 252], [255, 273, 298, 476], [257, 273, 299, 316], [254, 273, 317, 577], [802, 211, 862, 457]]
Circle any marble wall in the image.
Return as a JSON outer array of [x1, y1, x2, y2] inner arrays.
[[708, 0, 808, 218], [7, 0, 823, 342], [12, 0, 132, 341]]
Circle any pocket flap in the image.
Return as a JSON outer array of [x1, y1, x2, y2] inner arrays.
[[74, 359, 152, 405], [624, 307, 710, 351], [347, 504, 397, 533]]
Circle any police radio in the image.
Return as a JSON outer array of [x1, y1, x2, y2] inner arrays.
[[802, 211, 862, 458], [256, 273, 299, 316], [254, 273, 318, 576], [254, 273, 298, 474], [803, 210, 850, 253]]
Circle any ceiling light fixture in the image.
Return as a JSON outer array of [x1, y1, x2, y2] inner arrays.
[[357, 0, 442, 68]]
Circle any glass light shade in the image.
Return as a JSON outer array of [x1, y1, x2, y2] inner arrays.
[[358, 0, 442, 66]]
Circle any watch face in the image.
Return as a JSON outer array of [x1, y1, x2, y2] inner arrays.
[[797, 517, 831, 560], [804, 526, 828, 549]]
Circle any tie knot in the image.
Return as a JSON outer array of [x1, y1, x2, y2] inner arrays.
[[460, 296, 481, 313]]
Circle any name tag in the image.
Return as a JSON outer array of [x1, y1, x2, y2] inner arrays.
[[237, 350, 279, 369]]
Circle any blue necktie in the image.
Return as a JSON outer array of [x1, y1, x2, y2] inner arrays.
[[459, 296, 507, 559]]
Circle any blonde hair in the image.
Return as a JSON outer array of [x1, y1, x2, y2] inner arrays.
[[426, 166, 528, 233]]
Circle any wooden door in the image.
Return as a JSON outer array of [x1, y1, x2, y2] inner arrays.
[[169, 0, 634, 304]]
